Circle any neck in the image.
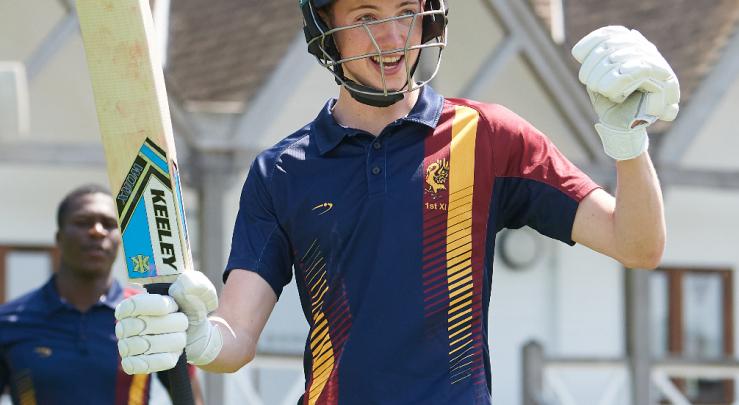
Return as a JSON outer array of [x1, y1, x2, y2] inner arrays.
[[332, 86, 421, 136], [55, 266, 112, 312]]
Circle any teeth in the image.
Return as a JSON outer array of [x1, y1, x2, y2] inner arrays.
[[371, 55, 402, 64]]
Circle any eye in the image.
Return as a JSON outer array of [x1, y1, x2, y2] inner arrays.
[[357, 14, 377, 23], [103, 218, 119, 230], [71, 217, 94, 228]]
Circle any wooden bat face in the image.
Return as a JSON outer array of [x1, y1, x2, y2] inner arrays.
[[77, 0, 192, 284]]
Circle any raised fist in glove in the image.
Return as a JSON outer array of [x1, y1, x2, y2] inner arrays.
[[572, 26, 680, 160], [115, 272, 223, 374]]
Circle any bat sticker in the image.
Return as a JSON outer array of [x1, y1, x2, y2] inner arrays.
[[116, 138, 185, 280]]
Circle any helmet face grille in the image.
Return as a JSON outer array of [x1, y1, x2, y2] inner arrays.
[[301, 0, 448, 107]]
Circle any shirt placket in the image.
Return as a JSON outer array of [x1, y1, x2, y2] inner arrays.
[[366, 134, 388, 196]]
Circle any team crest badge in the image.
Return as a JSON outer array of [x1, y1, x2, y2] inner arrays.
[[425, 158, 449, 195]]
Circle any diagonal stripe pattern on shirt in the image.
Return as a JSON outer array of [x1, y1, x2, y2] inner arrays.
[[300, 239, 352, 405]]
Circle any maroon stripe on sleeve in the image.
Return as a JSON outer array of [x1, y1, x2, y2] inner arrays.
[[421, 103, 454, 324]]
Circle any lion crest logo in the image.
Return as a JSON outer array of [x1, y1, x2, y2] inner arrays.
[[425, 158, 449, 194]]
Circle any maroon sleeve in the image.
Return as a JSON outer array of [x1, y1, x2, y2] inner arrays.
[[451, 98, 601, 244], [482, 103, 600, 201]]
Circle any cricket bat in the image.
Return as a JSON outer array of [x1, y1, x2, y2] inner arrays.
[[76, 0, 194, 403]]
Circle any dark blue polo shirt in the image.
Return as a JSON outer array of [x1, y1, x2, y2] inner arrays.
[[0, 277, 151, 405], [226, 86, 600, 404]]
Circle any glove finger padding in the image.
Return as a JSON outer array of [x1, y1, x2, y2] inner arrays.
[[577, 37, 643, 96], [169, 272, 218, 322], [595, 49, 662, 95], [121, 352, 182, 375], [573, 26, 680, 113], [118, 332, 187, 357], [571, 25, 630, 62], [115, 294, 179, 319], [595, 55, 676, 104], [650, 77, 680, 121], [115, 312, 189, 338]]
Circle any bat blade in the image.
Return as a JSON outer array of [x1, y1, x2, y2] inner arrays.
[[77, 1, 195, 403], [77, 0, 192, 286]]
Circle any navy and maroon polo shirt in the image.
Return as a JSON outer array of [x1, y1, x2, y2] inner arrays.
[[0, 277, 151, 405], [226, 85, 600, 404]]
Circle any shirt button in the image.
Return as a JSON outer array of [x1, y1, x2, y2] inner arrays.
[[373, 142, 382, 150], [371, 166, 382, 175]]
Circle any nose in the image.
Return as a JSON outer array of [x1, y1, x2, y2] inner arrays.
[[89, 221, 107, 237], [371, 16, 416, 51]]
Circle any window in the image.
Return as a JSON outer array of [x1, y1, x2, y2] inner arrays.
[[651, 268, 734, 404], [0, 246, 58, 303]]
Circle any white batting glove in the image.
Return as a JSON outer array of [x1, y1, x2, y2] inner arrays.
[[168, 271, 223, 367], [115, 272, 222, 375], [115, 293, 188, 374], [572, 26, 680, 160]]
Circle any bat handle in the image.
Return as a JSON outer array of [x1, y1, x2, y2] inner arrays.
[[145, 283, 195, 405]]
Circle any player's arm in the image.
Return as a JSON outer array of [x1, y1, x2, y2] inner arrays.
[[569, 26, 678, 269], [572, 155, 665, 269], [199, 270, 277, 373]]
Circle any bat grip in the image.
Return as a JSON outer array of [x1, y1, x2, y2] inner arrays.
[[145, 283, 195, 405]]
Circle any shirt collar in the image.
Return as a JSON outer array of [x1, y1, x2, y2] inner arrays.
[[40, 275, 124, 314], [39, 276, 66, 314], [312, 85, 444, 156]]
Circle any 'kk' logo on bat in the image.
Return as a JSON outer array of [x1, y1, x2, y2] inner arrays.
[[131, 255, 150, 273]]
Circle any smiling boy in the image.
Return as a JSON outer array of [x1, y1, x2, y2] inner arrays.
[[113, 1, 679, 404]]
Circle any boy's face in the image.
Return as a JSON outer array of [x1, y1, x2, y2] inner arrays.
[[328, 0, 424, 92], [56, 193, 121, 278]]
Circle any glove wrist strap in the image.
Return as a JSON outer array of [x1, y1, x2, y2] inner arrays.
[[186, 320, 223, 366], [595, 123, 649, 161]]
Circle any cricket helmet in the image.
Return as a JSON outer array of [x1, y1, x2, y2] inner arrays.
[[300, 0, 448, 107]]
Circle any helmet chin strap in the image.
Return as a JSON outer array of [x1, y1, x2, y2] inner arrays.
[[344, 79, 405, 107], [336, 51, 423, 108]]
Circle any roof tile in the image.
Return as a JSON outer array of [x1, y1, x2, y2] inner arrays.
[[167, 0, 302, 112]]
